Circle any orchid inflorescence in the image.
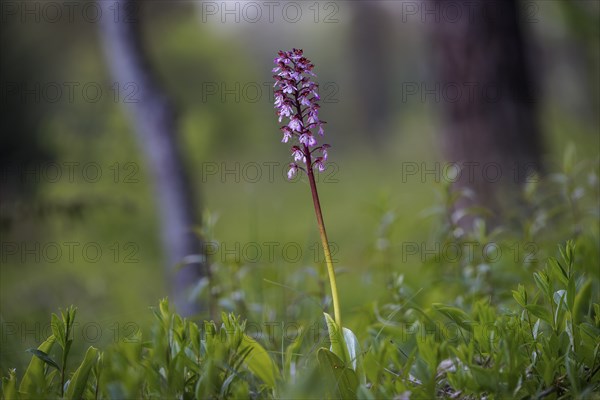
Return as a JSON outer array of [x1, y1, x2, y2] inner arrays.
[[272, 49, 343, 330], [273, 48, 329, 180]]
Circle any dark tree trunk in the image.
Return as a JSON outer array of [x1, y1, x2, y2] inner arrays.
[[98, 0, 207, 316], [429, 0, 542, 228]]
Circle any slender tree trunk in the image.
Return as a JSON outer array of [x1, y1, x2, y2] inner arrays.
[[98, 0, 206, 316], [429, 0, 542, 228]]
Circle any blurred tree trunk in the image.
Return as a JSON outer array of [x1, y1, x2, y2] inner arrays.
[[98, 0, 207, 316], [349, 1, 393, 145], [429, 0, 542, 229]]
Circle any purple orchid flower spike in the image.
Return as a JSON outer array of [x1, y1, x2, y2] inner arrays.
[[272, 49, 342, 330], [273, 48, 329, 180]]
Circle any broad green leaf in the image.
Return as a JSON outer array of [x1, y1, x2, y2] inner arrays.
[[553, 290, 568, 309], [512, 285, 527, 307], [549, 258, 569, 287], [19, 335, 56, 396], [342, 327, 365, 383], [64, 307, 77, 331], [65, 346, 99, 400], [533, 271, 552, 299], [317, 348, 359, 399], [432, 303, 473, 332], [525, 304, 552, 323], [159, 298, 170, 316], [573, 279, 592, 324], [25, 349, 59, 371], [564, 241, 575, 264], [324, 313, 350, 366], [240, 335, 279, 388]]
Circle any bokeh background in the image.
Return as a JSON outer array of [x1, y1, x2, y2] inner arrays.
[[1, 0, 599, 372]]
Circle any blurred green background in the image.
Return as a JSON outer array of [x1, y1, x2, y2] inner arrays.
[[1, 1, 598, 372]]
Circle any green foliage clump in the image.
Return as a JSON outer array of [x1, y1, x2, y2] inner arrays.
[[1, 150, 598, 399], [364, 240, 599, 399], [2, 300, 281, 399], [1, 241, 598, 399]]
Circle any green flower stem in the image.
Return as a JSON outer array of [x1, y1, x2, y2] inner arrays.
[[305, 153, 342, 328]]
